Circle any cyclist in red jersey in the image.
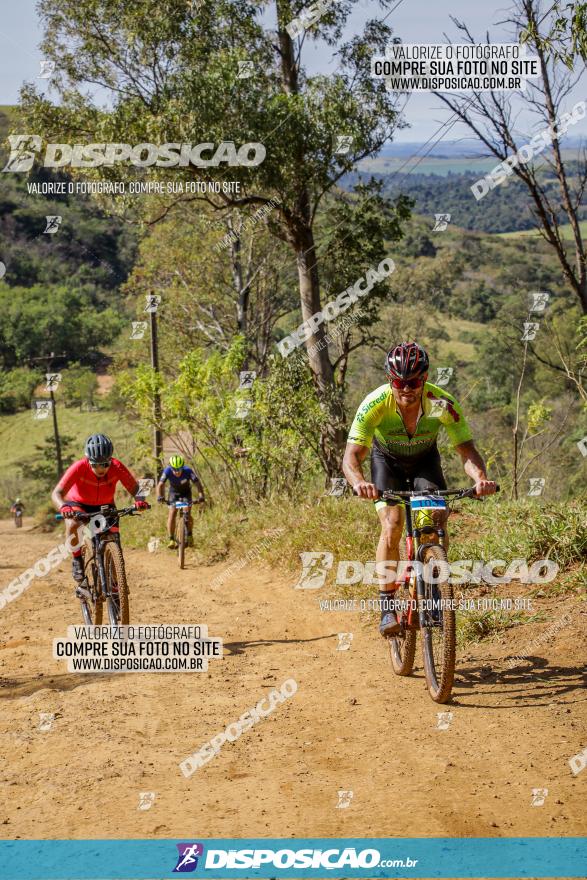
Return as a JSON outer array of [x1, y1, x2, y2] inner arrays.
[[51, 433, 149, 582]]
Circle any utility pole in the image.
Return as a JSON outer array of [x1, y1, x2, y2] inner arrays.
[[147, 295, 163, 472], [30, 351, 66, 480], [49, 383, 63, 478]]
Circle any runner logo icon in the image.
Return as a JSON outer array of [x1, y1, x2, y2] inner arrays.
[[173, 843, 204, 872]]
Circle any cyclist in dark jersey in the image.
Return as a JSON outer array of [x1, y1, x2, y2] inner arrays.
[[156, 455, 205, 549], [51, 433, 149, 582], [342, 342, 497, 637], [10, 498, 24, 526]]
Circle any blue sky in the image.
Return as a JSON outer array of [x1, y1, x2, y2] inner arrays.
[[1, 0, 585, 144]]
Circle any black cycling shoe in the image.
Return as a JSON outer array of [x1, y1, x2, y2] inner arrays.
[[72, 557, 84, 583], [379, 611, 401, 637], [379, 589, 401, 636]]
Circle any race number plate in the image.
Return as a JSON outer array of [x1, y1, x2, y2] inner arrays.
[[410, 495, 447, 511]]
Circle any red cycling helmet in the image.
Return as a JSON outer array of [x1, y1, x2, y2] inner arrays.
[[384, 342, 429, 381]]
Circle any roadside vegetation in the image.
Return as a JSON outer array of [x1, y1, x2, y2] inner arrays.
[[0, 4, 585, 647]]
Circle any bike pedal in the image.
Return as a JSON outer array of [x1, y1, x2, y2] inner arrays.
[[75, 585, 93, 603]]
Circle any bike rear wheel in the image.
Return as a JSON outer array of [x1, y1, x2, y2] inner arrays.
[[420, 544, 455, 703], [103, 541, 129, 625], [389, 540, 417, 676], [15, 515, 22, 529]]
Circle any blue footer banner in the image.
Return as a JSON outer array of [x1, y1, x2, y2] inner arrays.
[[0, 838, 586, 879]]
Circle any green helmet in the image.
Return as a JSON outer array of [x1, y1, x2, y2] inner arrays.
[[169, 454, 184, 469]]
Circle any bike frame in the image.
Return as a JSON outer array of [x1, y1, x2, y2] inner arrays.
[[66, 505, 139, 606], [86, 521, 120, 602], [381, 487, 481, 631]]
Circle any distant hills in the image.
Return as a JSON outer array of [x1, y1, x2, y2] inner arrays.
[[379, 133, 586, 159]]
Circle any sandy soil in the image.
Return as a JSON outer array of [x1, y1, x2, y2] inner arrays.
[[0, 517, 585, 843]]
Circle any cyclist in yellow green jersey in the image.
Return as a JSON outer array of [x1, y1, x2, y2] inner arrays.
[[342, 342, 497, 637]]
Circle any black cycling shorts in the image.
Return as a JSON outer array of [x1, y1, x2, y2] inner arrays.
[[65, 500, 103, 514], [169, 490, 192, 505], [370, 441, 446, 506]]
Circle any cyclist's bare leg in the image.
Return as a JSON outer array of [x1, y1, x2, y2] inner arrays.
[[62, 518, 86, 582], [431, 509, 450, 550], [63, 518, 84, 554], [167, 507, 176, 538], [376, 504, 405, 634], [376, 504, 405, 590], [187, 510, 193, 532]]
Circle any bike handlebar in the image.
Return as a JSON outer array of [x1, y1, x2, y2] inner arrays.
[[381, 484, 500, 500], [56, 504, 151, 522], [352, 484, 500, 501]]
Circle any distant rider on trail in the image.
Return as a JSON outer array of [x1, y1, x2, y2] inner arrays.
[[10, 498, 24, 527], [156, 454, 205, 549]]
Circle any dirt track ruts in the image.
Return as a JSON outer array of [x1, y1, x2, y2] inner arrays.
[[0, 518, 586, 841]]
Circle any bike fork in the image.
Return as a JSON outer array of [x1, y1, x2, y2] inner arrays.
[[415, 574, 428, 630]]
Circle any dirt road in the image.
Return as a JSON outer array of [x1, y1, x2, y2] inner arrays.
[[0, 518, 585, 840]]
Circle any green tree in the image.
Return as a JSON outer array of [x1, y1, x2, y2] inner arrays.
[[120, 200, 297, 377], [437, 1, 587, 314], [0, 285, 124, 367], [20, 0, 408, 473], [61, 363, 98, 409], [0, 367, 41, 413], [522, 1, 587, 68], [118, 336, 325, 499], [23, 433, 76, 493]]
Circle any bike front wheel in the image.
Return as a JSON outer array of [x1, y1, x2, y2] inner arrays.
[[177, 516, 186, 570], [420, 544, 455, 703], [80, 541, 102, 625], [103, 541, 129, 625]]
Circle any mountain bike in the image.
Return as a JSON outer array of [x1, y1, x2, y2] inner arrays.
[[13, 509, 23, 528], [173, 499, 192, 570], [383, 485, 499, 704], [172, 497, 204, 569], [58, 504, 150, 626]]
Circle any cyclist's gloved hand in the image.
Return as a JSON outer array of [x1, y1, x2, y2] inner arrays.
[[60, 504, 77, 519], [157, 496, 166, 504], [134, 499, 150, 510]]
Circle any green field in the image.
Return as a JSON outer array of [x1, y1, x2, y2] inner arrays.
[[357, 148, 580, 178], [496, 219, 587, 240], [0, 405, 134, 511]]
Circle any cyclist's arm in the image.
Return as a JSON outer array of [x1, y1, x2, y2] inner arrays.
[[156, 480, 166, 501], [342, 443, 378, 499], [455, 441, 497, 496], [51, 487, 66, 510], [52, 460, 79, 510], [344, 388, 386, 499], [116, 461, 141, 498], [190, 470, 205, 501]]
